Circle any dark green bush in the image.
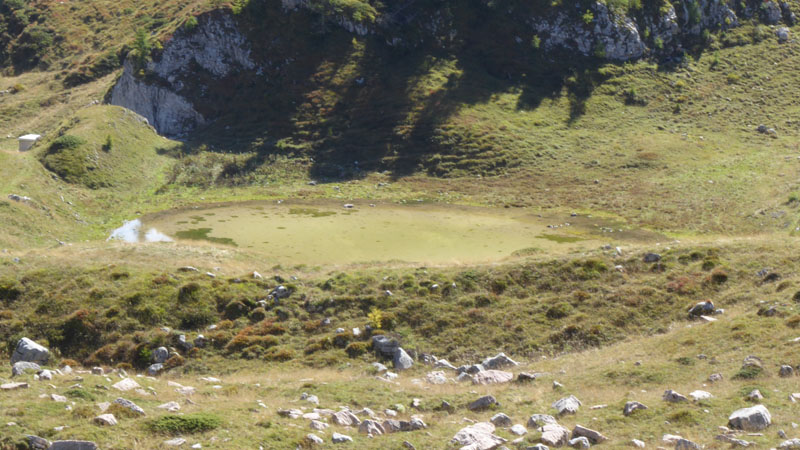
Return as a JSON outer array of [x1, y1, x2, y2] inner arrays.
[[147, 413, 222, 434]]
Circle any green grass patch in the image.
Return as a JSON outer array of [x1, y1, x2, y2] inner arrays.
[[147, 413, 222, 434]]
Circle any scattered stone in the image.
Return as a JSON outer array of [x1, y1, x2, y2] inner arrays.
[[402, 442, 416, 450], [742, 356, 763, 370], [663, 434, 683, 444], [393, 347, 414, 371], [777, 27, 791, 42], [511, 424, 527, 436], [271, 285, 290, 299], [147, 364, 163, 376], [529, 445, 550, 450], [11, 338, 49, 365], [491, 413, 512, 427], [553, 395, 581, 415], [716, 434, 754, 447], [468, 395, 497, 411], [426, 371, 448, 385], [332, 410, 361, 427], [164, 438, 186, 447], [112, 378, 140, 391], [472, 370, 514, 385], [553, 381, 564, 390], [517, 372, 540, 382], [688, 301, 714, 316], [528, 414, 558, 427], [689, 390, 712, 401], [779, 439, 800, 449], [11, 361, 40, 377], [451, 422, 507, 449], [90, 367, 104, 375], [113, 398, 145, 416], [663, 390, 688, 402], [310, 420, 328, 431], [568, 436, 591, 448], [434, 359, 457, 370], [631, 439, 645, 448], [358, 419, 385, 435], [372, 362, 388, 373], [0, 382, 28, 390], [306, 434, 324, 445], [93, 414, 117, 426], [178, 266, 199, 272], [481, 353, 519, 369], [780, 365, 794, 377], [457, 364, 485, 375], [623, 401, 648, 416], [540, 423, 571, 447], [332, 432, 353, 443], [708, 373, 723, 383], [383, 419, 402, 433], [746, 389, 764, 401], [573, 424, 608, 443], [675, 438, 701, 449], [643, 253, 661, 263], [157, 401, 181, 412], [51, 394, 67, 403]]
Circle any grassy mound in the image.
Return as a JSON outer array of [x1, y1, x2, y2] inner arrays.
[[147, 413, 222, 434], [39, 105, 177, 189]]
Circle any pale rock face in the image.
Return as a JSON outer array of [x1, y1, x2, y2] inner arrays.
[[531, 2, 645, 61], [451, 422, 507, 449], [729, 405, 772, 431], [11, 338, 49, 365], [111, 14, 256, 137]]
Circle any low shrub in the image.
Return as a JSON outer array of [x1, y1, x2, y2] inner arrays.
[[147, 413, 222, 434]]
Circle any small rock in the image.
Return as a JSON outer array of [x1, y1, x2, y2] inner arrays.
[[689, 390, 712, 401], [164, 438, 186, 447], [48, 441, 99, 450], [675, 438, 701, 449], [491, 413, 512, 427], [623, 401, 648, 416], [358, 419, 385, 436], [568, 436, 591, 448], [93, 414, 117, 426], [0, 382, 28, 390], [26, 436, 51, 450], [780, 365, 794, 377], [481, 352, 519, 369], [746, 389, 764, 401], [147, 364, 163, 376], [112, 378, 140, 391], [572, 424, 608, 443], [631, 439, 645, 448], [779, 439, 800, 449], [393, 347, 414, 371], [528, 414, 558, 427], [332, 432, 353, 443], [553, 395, 581, 415], [541, 423, 571, 447], [472, 370, 513, 385], [517, 372, 540, 382], [310, 420, 328, 431], [663, 390, 688, 402], [643, 253, 661, 263], [451, 422, 507, 449], [511, 424, 527, 436], [468, 395, 497, 411], [305, 434, 324, 445], [157, 401, 181, 412], [153, 347, 169, 363], [332, 410, 361, 427], [708, 373, 723, 383]]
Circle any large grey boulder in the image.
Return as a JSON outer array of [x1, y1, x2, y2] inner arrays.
[[11, 361, 40, 377], [552, 395, 581, 415], [728, 405, 771, 431], [394, 347, 413, 371], [451, 422, 507, 449], [481, 353, 519, 369], [10, 338, 49, 365]]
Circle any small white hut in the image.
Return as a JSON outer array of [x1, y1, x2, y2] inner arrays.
[[18, 134, 41, 151]]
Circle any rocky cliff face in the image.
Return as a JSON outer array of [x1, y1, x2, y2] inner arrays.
[[110, 13, 257, 137], [109, 0, 794, 137]]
